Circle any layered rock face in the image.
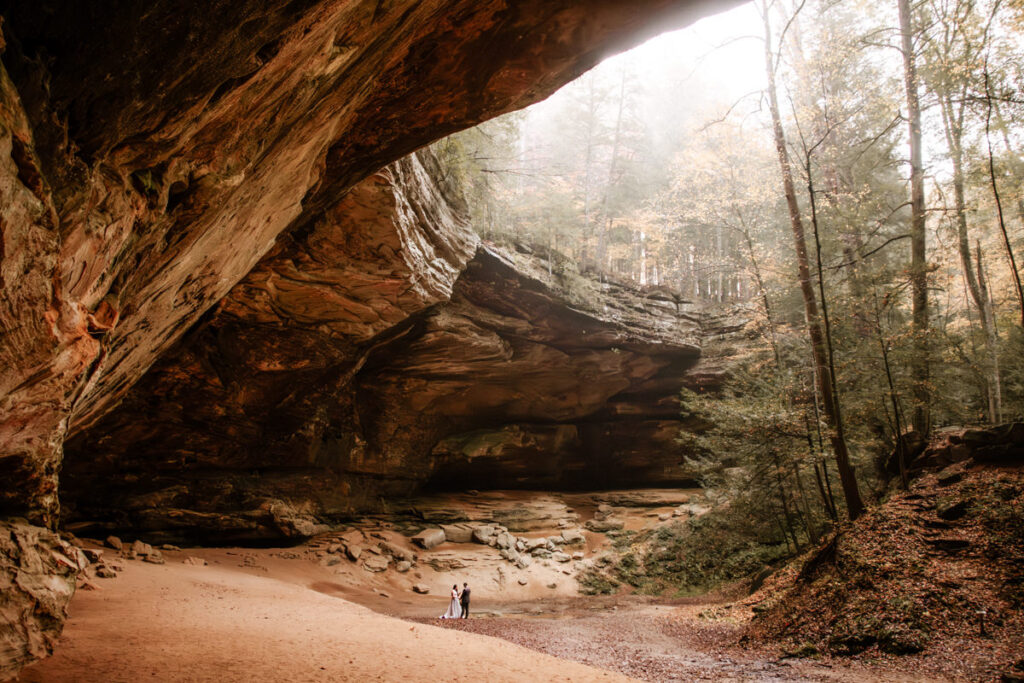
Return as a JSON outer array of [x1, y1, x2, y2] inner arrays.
[[61, 159, 724, 542], [0, 0, 738, 526], [0, 521, 86, 679]]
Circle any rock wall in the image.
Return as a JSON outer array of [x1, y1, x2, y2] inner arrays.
[[0, 0, 738, 526], [0, 521, 86, 680], [59, 155, 746, 545], [0, 1, 741, 675]]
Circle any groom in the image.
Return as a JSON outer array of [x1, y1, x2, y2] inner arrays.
[[459, 582, 470, 619]]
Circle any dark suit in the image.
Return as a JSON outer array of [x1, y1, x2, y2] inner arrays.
[[459, 587, 470, 618]]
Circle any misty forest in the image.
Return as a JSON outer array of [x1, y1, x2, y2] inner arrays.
[[1, 0, 1023, 681]]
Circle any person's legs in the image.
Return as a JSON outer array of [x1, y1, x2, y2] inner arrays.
[[461, 602, 469, 618]]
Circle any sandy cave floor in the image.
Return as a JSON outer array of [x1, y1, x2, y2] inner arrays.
[[18, 544, 949, 683]]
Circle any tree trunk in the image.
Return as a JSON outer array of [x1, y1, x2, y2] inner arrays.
[[898, 0, 930, 434], [761, 1, 865, 520], [597, 64, 627, 273], [985, 72, 1024, 328], [939, 91, 1001, 423]]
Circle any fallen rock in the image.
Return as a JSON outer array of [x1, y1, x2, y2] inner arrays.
[[82, 548, 104, 564], [516, 556, 533, 569], [362, 556, 389, 572], [424, 557, 466, 572], [0, 521, 88, 679], [518, 578, 529, 585], [472, 526, 496, 544], [658, 513, 672, 521], [553, 552, 572, 563], [94, 565, 117, 579], [584, 519, 624, 532], [396, 561, 412, 573], [495, 532, 513, 550], [526, 538, 548, 551], [345, 545, 364, 562], [937, 464, 967, 486], [182, 557, 207, 566], [547, 582, 559, 589], [439, 523, 477, 544], [131, 540, 153, 556], [937, 499, 972, 521], [379, 542, 414, 563], [411, 528, 446, 550], [412, 584, 431, 594], [160, 544, 181, 552], [142, 550, 165, 565], [105, 536, 123, 551], [571, 552, 585, 560], [925, 537, 971, 553], [560, 530, 585, 546]]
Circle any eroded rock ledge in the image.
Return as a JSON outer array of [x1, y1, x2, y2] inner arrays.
[[0, 0, 738, 526], [59, 150, 743, 545]]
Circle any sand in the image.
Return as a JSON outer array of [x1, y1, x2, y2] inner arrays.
[[18, 548, 631, 682]]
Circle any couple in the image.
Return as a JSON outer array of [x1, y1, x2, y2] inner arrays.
[[439, 582, 470, 619]]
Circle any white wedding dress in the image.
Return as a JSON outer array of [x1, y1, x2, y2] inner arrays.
[[439, 588, 462, 619]]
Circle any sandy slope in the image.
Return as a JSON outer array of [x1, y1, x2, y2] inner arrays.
[[18, 549, 631, 683]]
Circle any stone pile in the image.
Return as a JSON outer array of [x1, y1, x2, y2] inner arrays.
[[468, 524, 586, 570], [308, 530, 421, 575]]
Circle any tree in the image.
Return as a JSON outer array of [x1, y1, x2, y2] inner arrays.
[[898, 0, 932, 434], [761, 0, 865, 520]]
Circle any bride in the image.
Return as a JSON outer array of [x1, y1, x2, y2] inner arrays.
[[439, 584, 462, 619]]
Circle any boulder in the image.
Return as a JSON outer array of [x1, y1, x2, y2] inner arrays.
[[105, 536, 123, 551], [526, 538, 548, 551], [516, 555, 533, 569], [396, 561, 412, 573], [362, 556, 390, 572], [345, 545, 364, 562], [142, 551, 166, 565], [439, 524, 477, 544], [560, 530, 585, 546], [584, 519, 624, 532], [412, 584, 431, 594], [0, 521, 87, 679], [379, 542, 414, 563], [411, 528, 446, 550], [95, 565, 117, 579], [471, 526, 496, 544], [82, 548, 104, 564], [937, 463, 967, 486], [553, 552, 572, 563], [495, 532, 513, 550], [182, 557, 208, 566], [937, 500, 972, 521]]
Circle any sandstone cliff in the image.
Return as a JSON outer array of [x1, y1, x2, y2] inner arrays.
[[0, 0, 737, 527], [59, 150, 739, 544], [0, 1, 740, 675]]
